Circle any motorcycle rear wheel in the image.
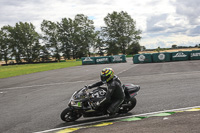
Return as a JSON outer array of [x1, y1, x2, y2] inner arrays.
[[118, 97, 137, 114], [60, 107, 82, 122]]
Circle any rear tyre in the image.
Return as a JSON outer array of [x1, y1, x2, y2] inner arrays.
[[60, 107, 82, 122], [118, 97, 137, 114]]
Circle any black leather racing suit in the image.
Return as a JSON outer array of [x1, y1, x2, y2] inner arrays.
[[89, 75, 125, 115]]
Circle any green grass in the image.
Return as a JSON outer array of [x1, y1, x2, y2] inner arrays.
[[126, 55, 134, 58], [0, 61, 82, 79]]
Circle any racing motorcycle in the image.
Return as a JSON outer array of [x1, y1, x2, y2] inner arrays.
[[60, 84, 140, 122]]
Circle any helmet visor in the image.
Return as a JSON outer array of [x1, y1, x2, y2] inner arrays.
[[101, 75, 109, 83]]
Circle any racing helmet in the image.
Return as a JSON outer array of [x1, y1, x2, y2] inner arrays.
[[100, 68, 114, 83]]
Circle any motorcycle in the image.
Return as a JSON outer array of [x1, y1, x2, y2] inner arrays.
[[60, 84, 140, 122]]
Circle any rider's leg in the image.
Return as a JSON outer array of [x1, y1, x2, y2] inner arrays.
[[107, 98, 124, 115]]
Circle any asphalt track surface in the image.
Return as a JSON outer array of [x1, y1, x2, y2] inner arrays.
[[0, 58, 200, 133], [73, 108, 200, 133]]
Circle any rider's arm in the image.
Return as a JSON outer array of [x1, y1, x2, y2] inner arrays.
[[88, 81, 104, 89]]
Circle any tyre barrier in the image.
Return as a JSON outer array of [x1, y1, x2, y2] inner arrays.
[[81, 55, 126, 65], [133, 50, 200, 64]]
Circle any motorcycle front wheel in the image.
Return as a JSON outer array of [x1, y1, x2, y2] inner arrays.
[[60, 107, 82, 122]]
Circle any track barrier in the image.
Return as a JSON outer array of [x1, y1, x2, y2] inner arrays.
[[81, 55, 126, 65], [133, 50, 200, 64]]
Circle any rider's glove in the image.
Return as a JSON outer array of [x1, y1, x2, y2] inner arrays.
[[88, 85, 92, 89], [84, 85, 92, 90]]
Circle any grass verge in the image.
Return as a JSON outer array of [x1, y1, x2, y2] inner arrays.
[[0, 61, 82, 79]]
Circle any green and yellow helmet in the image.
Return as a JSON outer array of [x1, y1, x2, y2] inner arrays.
[[100, 68, 114, 83]]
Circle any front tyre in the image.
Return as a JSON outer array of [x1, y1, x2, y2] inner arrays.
[[60, 107, 82, 122]]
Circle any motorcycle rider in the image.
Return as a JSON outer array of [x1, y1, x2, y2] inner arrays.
[[88, 68, 125, 116]]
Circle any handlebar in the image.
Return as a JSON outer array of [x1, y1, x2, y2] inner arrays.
[[83, 86, 89, 91]]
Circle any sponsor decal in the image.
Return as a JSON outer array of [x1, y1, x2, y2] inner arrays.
[[191, 53, 200, 57], [173, 52, 187, 58], [138, 55, 145, 61], [96, 58, 108, 62], [113, 56, 123, 61], [99, 89, 107, 96], [158, 53, 165, 60], [83, 57, 93, 62]]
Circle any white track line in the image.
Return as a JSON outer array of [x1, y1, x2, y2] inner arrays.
[[116, 64, 138, 75], [0, 64, 139, 91], [34, 105, 200, 133], [0, 80, 94, 91]]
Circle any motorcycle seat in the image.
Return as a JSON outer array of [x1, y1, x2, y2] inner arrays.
[[122, 84, 140, 93]]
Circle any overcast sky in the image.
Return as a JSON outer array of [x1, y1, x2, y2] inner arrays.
[[1, 0, 200, 49]]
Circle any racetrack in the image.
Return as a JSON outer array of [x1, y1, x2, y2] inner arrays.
[[0, 58, 200, 133]]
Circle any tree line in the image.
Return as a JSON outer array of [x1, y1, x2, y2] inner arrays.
[[0, 11, 142, 64]]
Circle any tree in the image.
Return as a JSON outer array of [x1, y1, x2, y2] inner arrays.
[[93, 31, 105, 56], [57, 14, 95, 59], [172, 44, 177, 49], [40, 45, 50, 62], [140, 46, 146, 51], [8, 25, 22, 63], [74, 14, 95, 58], [11, 22, 41, 63], [0, 26, 12, 64], [155, 46, 161, 53], [102, 11, 142, 55], [57, 17, 82, 59], [127, 41, 141, 55], [41, 20, 61, 61]]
